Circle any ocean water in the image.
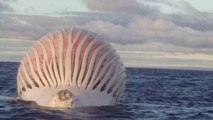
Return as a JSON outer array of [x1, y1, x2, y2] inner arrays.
[[0, 62, 213, 120]]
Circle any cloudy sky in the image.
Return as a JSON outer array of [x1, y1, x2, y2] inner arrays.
[[1, 0, 213, 70]]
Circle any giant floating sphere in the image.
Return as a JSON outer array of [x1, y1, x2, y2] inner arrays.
[[17, 28, 126, 108]]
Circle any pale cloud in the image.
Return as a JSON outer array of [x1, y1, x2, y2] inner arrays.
[[1, 0, 213, 70], [82, 17, 213, 49], [85, 0, 160, 17], [1, 0, 212, 49], [0, 15, 79, 40], [0, 0, 16, 12]]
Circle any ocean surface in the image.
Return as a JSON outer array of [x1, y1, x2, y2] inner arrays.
[[0, 62, 213, 120]]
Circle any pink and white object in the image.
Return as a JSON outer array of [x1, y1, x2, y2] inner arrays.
[[17, 28, 126, 108]]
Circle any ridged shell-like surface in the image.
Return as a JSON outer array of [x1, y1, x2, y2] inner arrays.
[[17, 28, 126, 107]]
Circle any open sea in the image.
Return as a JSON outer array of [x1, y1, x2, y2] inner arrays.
[[0, 62, 213, 120]]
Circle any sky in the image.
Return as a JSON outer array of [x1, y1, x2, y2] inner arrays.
[[0, 0, 213, 70]]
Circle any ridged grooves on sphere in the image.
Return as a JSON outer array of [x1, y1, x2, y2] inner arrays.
[[17, 28, 126, 102]]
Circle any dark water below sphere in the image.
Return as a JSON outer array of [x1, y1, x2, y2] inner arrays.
[[0, 62, 213, 120]]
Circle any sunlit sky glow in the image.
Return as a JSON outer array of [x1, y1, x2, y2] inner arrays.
[[1, 0, 213, 70]]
